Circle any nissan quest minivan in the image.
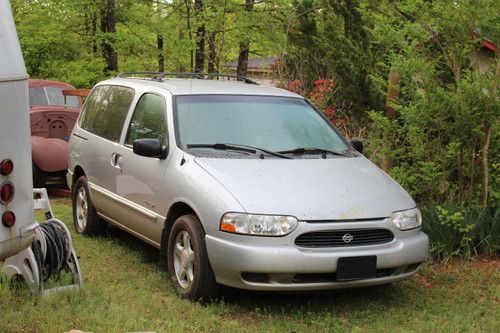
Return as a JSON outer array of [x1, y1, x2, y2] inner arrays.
[[67, 73, 428, 300]]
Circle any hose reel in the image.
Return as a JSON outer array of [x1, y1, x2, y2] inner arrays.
[[3, 189, 82, 295]]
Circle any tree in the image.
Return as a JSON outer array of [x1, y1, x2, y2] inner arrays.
[[236, 0, 254, 77], [101, 0, 118, 74], [194, 0, 206, 72]]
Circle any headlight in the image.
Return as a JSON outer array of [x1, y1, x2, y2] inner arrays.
[[220, 213, 298, 236], [390, 207, 422, 230]]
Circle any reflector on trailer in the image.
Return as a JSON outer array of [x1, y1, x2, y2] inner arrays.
[[0, 182, 15, 204], [2, 211, 15, 228], [0, 159, 14, 176]]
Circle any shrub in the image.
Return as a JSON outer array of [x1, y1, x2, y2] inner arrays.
[[422, 205, 499, 260]]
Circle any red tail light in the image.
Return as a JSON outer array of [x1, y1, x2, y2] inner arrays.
[[0, 182, 15, 204], [0, 159, 13, 176], [2, 211, 16, 228]]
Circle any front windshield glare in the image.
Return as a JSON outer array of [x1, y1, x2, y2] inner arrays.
[[176, 95, 348, 153]]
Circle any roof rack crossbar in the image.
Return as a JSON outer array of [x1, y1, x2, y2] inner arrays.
[[115, 72, 259, 85]]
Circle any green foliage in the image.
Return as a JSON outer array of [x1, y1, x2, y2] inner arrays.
[[361, 1, 499, 211], [11, 0, 289, 86], [422, 205, 499, 259]]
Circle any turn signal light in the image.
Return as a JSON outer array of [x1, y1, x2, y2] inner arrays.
[[0, 182, 15, 204], [2, 211, 15, 228], [0, 159, 13, 176]]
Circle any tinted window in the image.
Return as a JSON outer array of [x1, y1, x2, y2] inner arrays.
[[126, 93, 167, 146], [79, 85, 110, 132], [79, 85, 135, 142], [92, 86, 135, 142], [176, 95, 348, 153]]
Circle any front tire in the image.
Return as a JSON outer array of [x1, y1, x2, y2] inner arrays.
[[167, 214, 219, 301], [72, 176, 105, 235]]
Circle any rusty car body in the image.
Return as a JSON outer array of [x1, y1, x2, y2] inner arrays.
[[29, 79, 83, 187]]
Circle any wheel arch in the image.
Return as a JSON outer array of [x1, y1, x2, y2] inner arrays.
[[72, 165, 85, 188], [160, 201, 202, 258]]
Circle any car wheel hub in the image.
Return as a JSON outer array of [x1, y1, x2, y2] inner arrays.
[[76, 187, 87, 230], [173, 230, 195, 289]]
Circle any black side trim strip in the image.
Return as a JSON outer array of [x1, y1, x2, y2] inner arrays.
[[73, 133, 88, 141]]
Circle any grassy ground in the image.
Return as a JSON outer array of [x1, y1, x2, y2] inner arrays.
[[1, 198, 499, 333]]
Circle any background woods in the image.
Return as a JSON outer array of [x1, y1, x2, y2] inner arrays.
[[11, 0, 500, 257]]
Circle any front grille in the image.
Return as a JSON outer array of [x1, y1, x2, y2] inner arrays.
[[295, 228, 394, 248]]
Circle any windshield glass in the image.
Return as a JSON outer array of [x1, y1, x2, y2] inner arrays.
[[175, 95, 348, 153], [29, 87, 79, 108]]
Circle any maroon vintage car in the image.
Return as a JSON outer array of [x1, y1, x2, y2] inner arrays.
[[29, 79, 84, 187]]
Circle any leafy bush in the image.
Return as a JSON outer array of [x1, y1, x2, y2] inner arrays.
[[422, 205, 499, 259]]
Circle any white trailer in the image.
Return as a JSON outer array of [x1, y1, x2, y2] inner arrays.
[[1, 0, 82, 294], [0, 0, 38, 261]]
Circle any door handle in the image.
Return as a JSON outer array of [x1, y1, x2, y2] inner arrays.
[[110, 153, 123, 172]]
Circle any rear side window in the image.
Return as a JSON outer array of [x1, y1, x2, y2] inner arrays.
[[126, 93, 167, 146], [79, 86, 109, 131], [79, 85, 135, 142]]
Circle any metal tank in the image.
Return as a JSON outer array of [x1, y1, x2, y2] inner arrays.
[[0, 0, 38, 260]]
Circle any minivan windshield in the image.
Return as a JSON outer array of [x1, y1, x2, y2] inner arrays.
[[176, 95, 348, 152], [175, 95, 349, 154]]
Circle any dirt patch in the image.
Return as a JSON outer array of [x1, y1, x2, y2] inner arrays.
[[413, 255, 499, 289], [431, 255, 499, 274], [414, 272, 434, 288]]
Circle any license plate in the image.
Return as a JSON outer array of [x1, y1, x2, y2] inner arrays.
[[337, 256, 377, 281]]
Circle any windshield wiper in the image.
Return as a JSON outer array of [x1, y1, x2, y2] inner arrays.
[[187, 143, 292, 159], [276, 147, 349, 158]]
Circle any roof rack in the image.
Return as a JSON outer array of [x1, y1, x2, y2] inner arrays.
[[115, 72, 259, 85]]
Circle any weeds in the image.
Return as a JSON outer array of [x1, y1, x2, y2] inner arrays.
[[422, 205, 499, 260]]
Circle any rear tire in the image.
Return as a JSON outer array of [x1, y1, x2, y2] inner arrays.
[[72, 176, 106, 235], [32, 162, 46, 188], [167, 214, 219, 301]]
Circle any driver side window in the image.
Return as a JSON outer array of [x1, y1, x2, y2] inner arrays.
[[126, 93, 167, 146]]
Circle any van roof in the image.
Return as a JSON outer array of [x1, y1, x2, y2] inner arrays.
[[98, 77, 303, 98]]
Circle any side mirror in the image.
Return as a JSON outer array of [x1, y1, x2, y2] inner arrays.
[[350, 140, 363, 154], [133, 138, 166, 159]]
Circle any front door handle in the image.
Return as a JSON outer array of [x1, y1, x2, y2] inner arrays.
[[110, 153, 123, 172]]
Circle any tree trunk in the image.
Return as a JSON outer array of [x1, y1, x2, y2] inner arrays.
[[482, 124, 491, 208], [185, 0, 193, 71], [101, 0, 118, 75], [385, 68, 400, 119], [194, 0, 205, 73], [236, 0, 254, 77], [469, 139, 477, 200], [157, 34, 164, 72], [207, 32, 217, 73], [457, 147, 464, 200], [482, 55, 499, 208], [381, 67, 400, 172], [92, 11, 98, 54]]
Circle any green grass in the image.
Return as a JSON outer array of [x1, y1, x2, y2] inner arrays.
[[1, 198, 499, 333]]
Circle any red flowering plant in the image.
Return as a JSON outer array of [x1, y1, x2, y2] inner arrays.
[[286, 78, 347, 128]]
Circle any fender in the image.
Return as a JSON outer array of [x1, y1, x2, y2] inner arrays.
[[31, 136, 69, 172]]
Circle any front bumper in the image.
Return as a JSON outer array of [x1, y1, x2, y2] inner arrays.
[[205, 222, 428, 291]]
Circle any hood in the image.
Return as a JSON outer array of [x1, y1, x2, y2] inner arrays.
[[195, 156, 415, 221]]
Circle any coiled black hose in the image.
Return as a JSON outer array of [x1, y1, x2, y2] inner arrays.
[[35, 220, 70, 281]]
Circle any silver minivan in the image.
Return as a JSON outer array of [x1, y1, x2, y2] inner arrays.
[[68, 73, 428, 300]]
